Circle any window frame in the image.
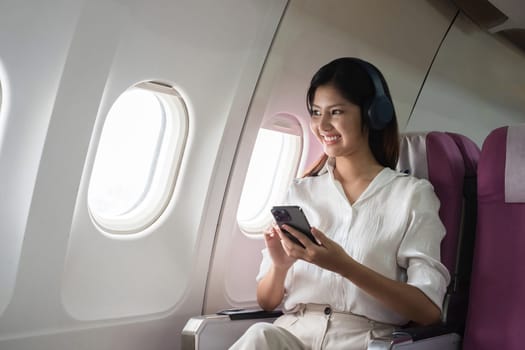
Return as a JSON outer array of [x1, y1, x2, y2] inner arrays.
[[236, 113, 304, 237], [87, 81, 188, 235]]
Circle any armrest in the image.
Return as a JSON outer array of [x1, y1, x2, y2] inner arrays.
[[181, 309, 282, 350], [368, 324, 461, 350], [392, 324, 453, 340], [217, 308, 283, 320], [182, 310, 460, 350]]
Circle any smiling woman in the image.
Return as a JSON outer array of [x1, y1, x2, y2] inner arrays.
[[230, 58, 448, 350], [309, 85, 368, 158]]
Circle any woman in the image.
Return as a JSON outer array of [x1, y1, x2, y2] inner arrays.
[[230, 57, 450, 349]]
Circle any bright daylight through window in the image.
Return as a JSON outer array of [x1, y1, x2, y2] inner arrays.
[[88, 82, 188, 234], [237, 127, 302, 236]]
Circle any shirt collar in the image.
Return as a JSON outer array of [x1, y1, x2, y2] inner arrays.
[[320, 157, 407, 204]]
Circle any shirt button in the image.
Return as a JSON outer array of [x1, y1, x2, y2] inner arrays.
[[324, 307, 332, 315]]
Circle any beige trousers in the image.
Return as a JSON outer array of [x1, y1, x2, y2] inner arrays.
[[229, 304, 396, 350]]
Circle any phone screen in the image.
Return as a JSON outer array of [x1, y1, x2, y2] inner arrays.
[[270, 205, 318, 247]]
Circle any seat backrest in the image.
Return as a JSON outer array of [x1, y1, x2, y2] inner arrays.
[[463, 125, 525, 350], [398, 132, 467, 273], [397, 131, 480, 332], [442, 132, 480, 332]]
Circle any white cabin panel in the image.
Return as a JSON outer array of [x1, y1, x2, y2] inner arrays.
[[407, 13, 525, 145], [0, 0, 287, 349], [0, 0, 84, 319]]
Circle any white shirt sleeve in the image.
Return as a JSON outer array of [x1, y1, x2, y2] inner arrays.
[[397, 180, 451, 311]]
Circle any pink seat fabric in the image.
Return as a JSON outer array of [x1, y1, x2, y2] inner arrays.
[[398, 132, 468, 273], [425, 132, 465, 274], [398, 131, 480, 333], [446, 132, 480, 179], [463, 125, 525, 350]]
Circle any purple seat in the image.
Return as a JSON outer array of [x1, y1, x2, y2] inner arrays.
[[398, 132, 470, 273], [463, 125, 525, 350], [398, 131, 480, 333], [443, 132, 481, 331], [446, 132, 481, 181]]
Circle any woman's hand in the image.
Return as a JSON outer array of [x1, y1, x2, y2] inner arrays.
[[264, 224, 297, 270], [278, 225, 353, 274]]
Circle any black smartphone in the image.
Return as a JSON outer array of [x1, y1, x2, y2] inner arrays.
[[270, 205, 318, 248]]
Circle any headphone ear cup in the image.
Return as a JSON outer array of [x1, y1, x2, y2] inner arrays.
[[367, 95, 394, 130], [361, 98, 373, 126]]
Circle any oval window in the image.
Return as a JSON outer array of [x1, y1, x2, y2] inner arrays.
[[88, 82, 188, 234], [237, 114, 303, 236]]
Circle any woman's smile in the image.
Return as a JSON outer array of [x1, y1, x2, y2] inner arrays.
[[321, 134, 342, 144], [310, 84, 367, 158]]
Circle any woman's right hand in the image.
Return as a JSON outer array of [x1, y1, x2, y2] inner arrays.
[[264, 224, 296, 270]]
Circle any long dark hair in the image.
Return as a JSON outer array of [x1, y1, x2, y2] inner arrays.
[[303, 57, 399, 176]]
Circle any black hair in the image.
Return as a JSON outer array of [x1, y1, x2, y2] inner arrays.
[[304, 57, 399, 176]]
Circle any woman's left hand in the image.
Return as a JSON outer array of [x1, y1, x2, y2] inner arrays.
[[278, 225, 354, 274]]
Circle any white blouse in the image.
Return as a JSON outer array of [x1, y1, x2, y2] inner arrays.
[[256, 160, 451, 325]]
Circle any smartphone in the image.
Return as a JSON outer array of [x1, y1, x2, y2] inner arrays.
[[270, 205, 318, 247]]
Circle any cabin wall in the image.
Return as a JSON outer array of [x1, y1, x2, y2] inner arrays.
[[407, 12, 525, 144], [0, 0, 84, 322], [0, 0, 286, 349]]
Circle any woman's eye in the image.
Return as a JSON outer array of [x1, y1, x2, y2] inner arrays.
[[332, 109, 343, 115], [311, 110, 321, 116]]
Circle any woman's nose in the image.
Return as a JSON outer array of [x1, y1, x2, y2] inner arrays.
[[319, 113, 332, 130]]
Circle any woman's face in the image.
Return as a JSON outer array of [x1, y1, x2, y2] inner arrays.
[[310, 84, 369, 158]]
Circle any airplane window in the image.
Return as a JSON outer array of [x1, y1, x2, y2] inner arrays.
[[237, 119, 302, 236], [88, 82, 188, 234]]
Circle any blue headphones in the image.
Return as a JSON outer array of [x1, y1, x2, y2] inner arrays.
[[352, 58, 394, 130]]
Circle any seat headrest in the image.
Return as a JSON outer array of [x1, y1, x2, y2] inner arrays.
[[446, 132, 480, 178], [505, 124, 525, 203], [397, 133, 428, 179]]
